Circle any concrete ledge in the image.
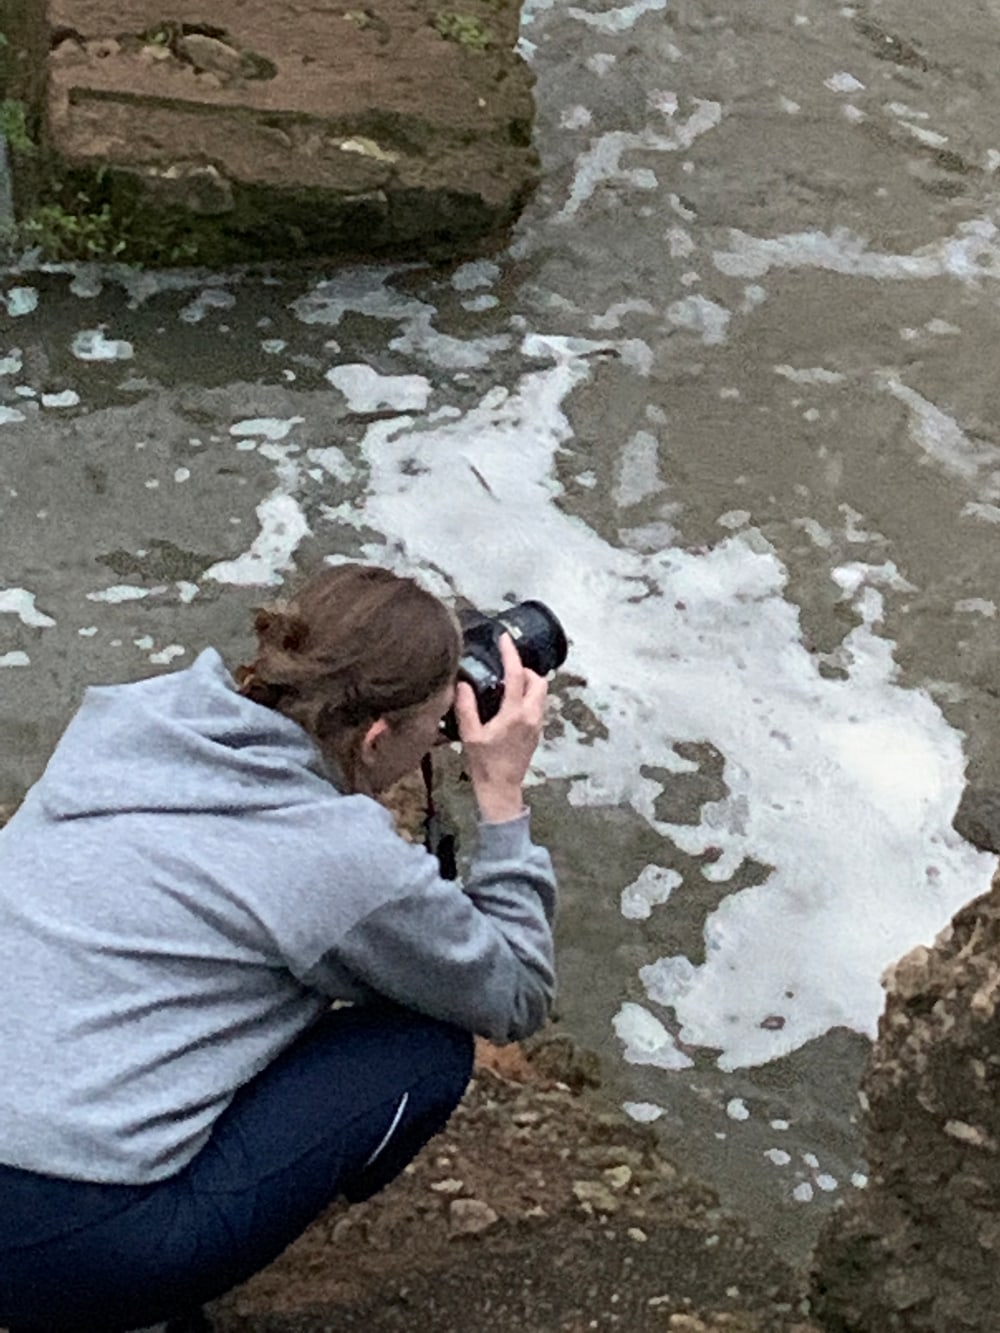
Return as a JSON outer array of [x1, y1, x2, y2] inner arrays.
[[20, 0, 539, 261]]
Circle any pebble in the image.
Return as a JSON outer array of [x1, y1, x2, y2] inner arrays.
[[512, 1109, 542, 1126], [572, 1180, 620, 1214], [627, 1226, 648, 1243], [430, 1178, 465, 1194], [448, 1198, 499, 1236], [604, 1165, 633, 1191]]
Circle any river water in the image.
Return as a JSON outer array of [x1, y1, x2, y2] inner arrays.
[[4, 0, 1000, 1263]]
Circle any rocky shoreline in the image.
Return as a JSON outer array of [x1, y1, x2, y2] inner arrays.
[[210, 1033, 822, 1333]]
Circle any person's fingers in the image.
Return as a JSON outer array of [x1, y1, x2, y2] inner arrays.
[[522, 669, 548, 721], [453, 681, 483, 739], [497, 633, 526, 696]]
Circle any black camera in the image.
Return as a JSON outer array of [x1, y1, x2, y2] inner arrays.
[[441, 600, 568, 740]]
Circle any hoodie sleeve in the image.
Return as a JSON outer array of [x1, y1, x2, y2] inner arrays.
[[299, 812, 557, 1044]]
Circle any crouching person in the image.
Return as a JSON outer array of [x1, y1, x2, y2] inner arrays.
[[0, 563, 556, 1332]]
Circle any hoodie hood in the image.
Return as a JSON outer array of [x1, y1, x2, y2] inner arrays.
[[37, 648, 336, 819]]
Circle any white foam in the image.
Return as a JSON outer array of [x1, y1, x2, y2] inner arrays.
[[71, 329, 134, 361], [558, 99, 721, 220], [623, 1100, 665, 1122], [765, 1148, 791, 1165], [0, 349, 23, 376], [292, 270, 508, 371], [667, 295, 731, 345], [726, 1098, 750, 1121], [148, 644, 186, 665], [0, 590, 55, 627], [0, 652, 30, 668], [825, 72, 865, 93], [3, 287, 38, 317], [792, 1181, 814, 1202], [561, 105, 594, 131], [904, 124, 948, 148], [590, 299, 657, 331], [451, 261, 500, 291], [203, 494, 309, 587], [964, 502, 1000, 524], [613, 430, 666, 507], [880, 377, 1000, 494], [774, 365, 846, 386], [325, 364, 431, 413], [86, 585, 154, 604], [621, 865, 682, 919], [317, 335, 993, 1073], [179, 288, 235, 324], [307, 446, 354, 482], [613, 1002, 694, 1070], [585, 52, 617, 76], [0, 405, 25, 425], [567, 0, 667, 33], [41, 390, 80, 408], [230, 416, 304, 441], [715, 216, 1000, 283]]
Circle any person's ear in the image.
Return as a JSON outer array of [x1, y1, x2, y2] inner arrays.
[[359, 717, 390, 768]]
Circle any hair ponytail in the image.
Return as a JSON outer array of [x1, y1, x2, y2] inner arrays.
[[237, 564, 460, 789]]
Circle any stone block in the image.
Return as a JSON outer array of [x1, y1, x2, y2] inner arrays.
[[27, 0, 539, 261]]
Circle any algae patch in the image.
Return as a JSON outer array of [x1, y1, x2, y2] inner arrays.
[[433, 12, 495, 48]]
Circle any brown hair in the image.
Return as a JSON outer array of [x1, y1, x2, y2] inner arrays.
[[236, 563, 460, 788]]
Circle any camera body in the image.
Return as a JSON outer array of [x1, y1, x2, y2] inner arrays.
[[441, 600, 567, 740]]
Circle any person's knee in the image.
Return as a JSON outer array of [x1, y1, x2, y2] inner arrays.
[[427, 1021, 474, 1101]]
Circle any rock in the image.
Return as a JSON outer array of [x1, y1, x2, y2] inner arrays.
[[603, 1164, 633, 1190], [512, 1109, 542, 1126], [953, 785, 1000, 853], [140, 163, 235, 217], [50, 38, 88, 67], [524, 1032, 602, 1090], [31, 0, 539, 264], [447, 1197, 499, 1236], [430, 1177, 465, 1194], [812, 864, 1000, 1330], [572, 1180, 620, 1214], [176, 34, 245, 80]]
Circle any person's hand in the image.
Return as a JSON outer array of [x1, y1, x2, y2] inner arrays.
[[454, 633, 548, 823]]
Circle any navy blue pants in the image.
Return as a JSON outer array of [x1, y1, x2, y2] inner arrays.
[[0, 1004, 473, 1333]]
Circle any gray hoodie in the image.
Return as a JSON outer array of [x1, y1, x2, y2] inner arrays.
[[0, 649, 556, 1184]]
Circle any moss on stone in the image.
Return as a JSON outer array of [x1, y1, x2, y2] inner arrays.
[[433, 11, 495, 48], [0, 98, 34, 154]]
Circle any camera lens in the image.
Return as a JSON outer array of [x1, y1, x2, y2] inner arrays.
[[495, 601, 568, 677], [440, 599, 568, 740]]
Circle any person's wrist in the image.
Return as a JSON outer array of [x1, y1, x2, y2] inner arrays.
[[473, 780, 525, 824]]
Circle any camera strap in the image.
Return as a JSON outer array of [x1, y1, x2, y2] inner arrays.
[[421, 753, 458, 880]]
